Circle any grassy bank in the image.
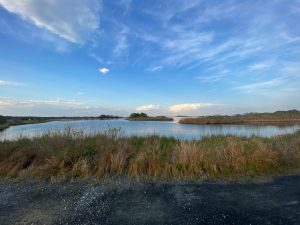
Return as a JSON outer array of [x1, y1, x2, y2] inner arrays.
[[0, 115, 122, 132], [0, 124, 9, 132], [180, 110, 300, 125], [0, 118, 54, 132], [1, 128, 300, 181]]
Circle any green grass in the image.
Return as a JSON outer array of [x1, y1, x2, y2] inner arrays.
[[0, 127, 300, 181]]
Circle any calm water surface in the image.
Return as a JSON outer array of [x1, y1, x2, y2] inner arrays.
[[1, 119, 299, 140]]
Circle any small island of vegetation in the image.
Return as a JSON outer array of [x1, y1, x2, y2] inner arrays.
[[127, 113, 173, 121]]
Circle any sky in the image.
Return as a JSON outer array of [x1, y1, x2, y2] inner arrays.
[[0, 0, 300, 116]]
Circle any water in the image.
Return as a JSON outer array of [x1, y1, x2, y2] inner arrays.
[[0, 119, 299, 141]]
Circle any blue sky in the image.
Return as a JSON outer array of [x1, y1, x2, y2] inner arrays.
[[0, 0, 300, 116]]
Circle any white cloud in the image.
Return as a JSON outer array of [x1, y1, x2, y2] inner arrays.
[[0, 98, 82, 108], [235, 78, 285, 93], [89, 53, 103, 63], [23, 99, 82, 108], [134, 1, 300, 72], [0, 98, 15, 106], [144, 1, 201, 23], [77, 92, 82, 95], [99, 68, 110, 74], [280, 63, 300, 78], [113, 26, 129, 57], [0, 80, 25, 86], [0, 97, 125, 116], [196, 70, 228, 83], [0, 0, 101, 43], [148, 66, 163, 72], [119, 0, 132, 14], [136, 104, 160, 111], [280, 32, 300, 43], [160, 31, 214, 67], [169, 103, 214, 113], [249, 64, 271, 70]]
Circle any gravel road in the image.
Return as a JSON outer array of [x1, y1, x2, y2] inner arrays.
[[1, 175, 300, 225]]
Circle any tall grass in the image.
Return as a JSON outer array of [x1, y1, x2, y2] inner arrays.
[[0, 127, 300, 180], [180, 110, 300, 125]]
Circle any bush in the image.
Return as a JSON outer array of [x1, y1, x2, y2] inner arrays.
[[0, 115, 7, 124], [129, 113, 148, 119]]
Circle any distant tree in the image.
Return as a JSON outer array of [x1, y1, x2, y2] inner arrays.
[[0, 115, 7, 124], [140, 113, 147, 117], [129, 113, 148, 118]]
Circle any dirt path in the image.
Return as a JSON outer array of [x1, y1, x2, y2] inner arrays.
[[1, 175, 300, 225]]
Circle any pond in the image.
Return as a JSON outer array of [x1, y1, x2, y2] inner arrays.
[[1, 119, 299, 141]]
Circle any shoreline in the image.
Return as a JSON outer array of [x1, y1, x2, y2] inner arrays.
[[180, 119, 300, 126], [0, 117, 123, 132], [179, 110, 300, 125]]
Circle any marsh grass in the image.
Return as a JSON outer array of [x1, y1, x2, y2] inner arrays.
[[0, 127, 300, 180], [180, 110, 300, 125]]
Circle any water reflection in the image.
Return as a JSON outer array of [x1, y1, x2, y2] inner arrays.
[[0, 119, 299, 141]]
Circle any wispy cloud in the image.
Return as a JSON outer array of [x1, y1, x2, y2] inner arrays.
[[160, 31, 214, 68], [113, 26, 129, 57], [129, 0, 300, 72], [0, 0, 101, 43], [0, 98, 15, 106], [0, 98, 82, 108], [89, 53, 103, 64], [0, 80, 25, 86], [0, 16, 71, 52], [148, 66, 163, 72], [249, 63, 272, 70], [196, 70, 229, 83], [136, 104, 160, 111], [235, 78, 285, 93], [280, 32, 300, 43], [196, 74, 226, 83], [280, 63, 300, 78], [194, 1, 241, 24], [119, 0, 132, 14], [99, 68, 110, 74], [0, 97, 126, 116], [143, 1, 201, 24]]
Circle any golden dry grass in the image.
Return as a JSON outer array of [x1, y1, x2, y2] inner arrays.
[[0, 127, 300, 180], [180, 110, 300, 125]]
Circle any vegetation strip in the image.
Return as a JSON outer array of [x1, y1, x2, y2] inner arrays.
[[0, 127, 299, 180], [179, 110, 300, 125], [0, 115, 122, 131]]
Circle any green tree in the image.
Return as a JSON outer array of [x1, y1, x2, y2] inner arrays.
[[0, 115, 7, 124], [129, 113, 148, 118]]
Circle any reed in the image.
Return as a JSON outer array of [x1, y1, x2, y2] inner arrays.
[[0, 127, 299, 180]]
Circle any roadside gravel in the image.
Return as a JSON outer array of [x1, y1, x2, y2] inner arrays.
[[1, 175, 300, 225]]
